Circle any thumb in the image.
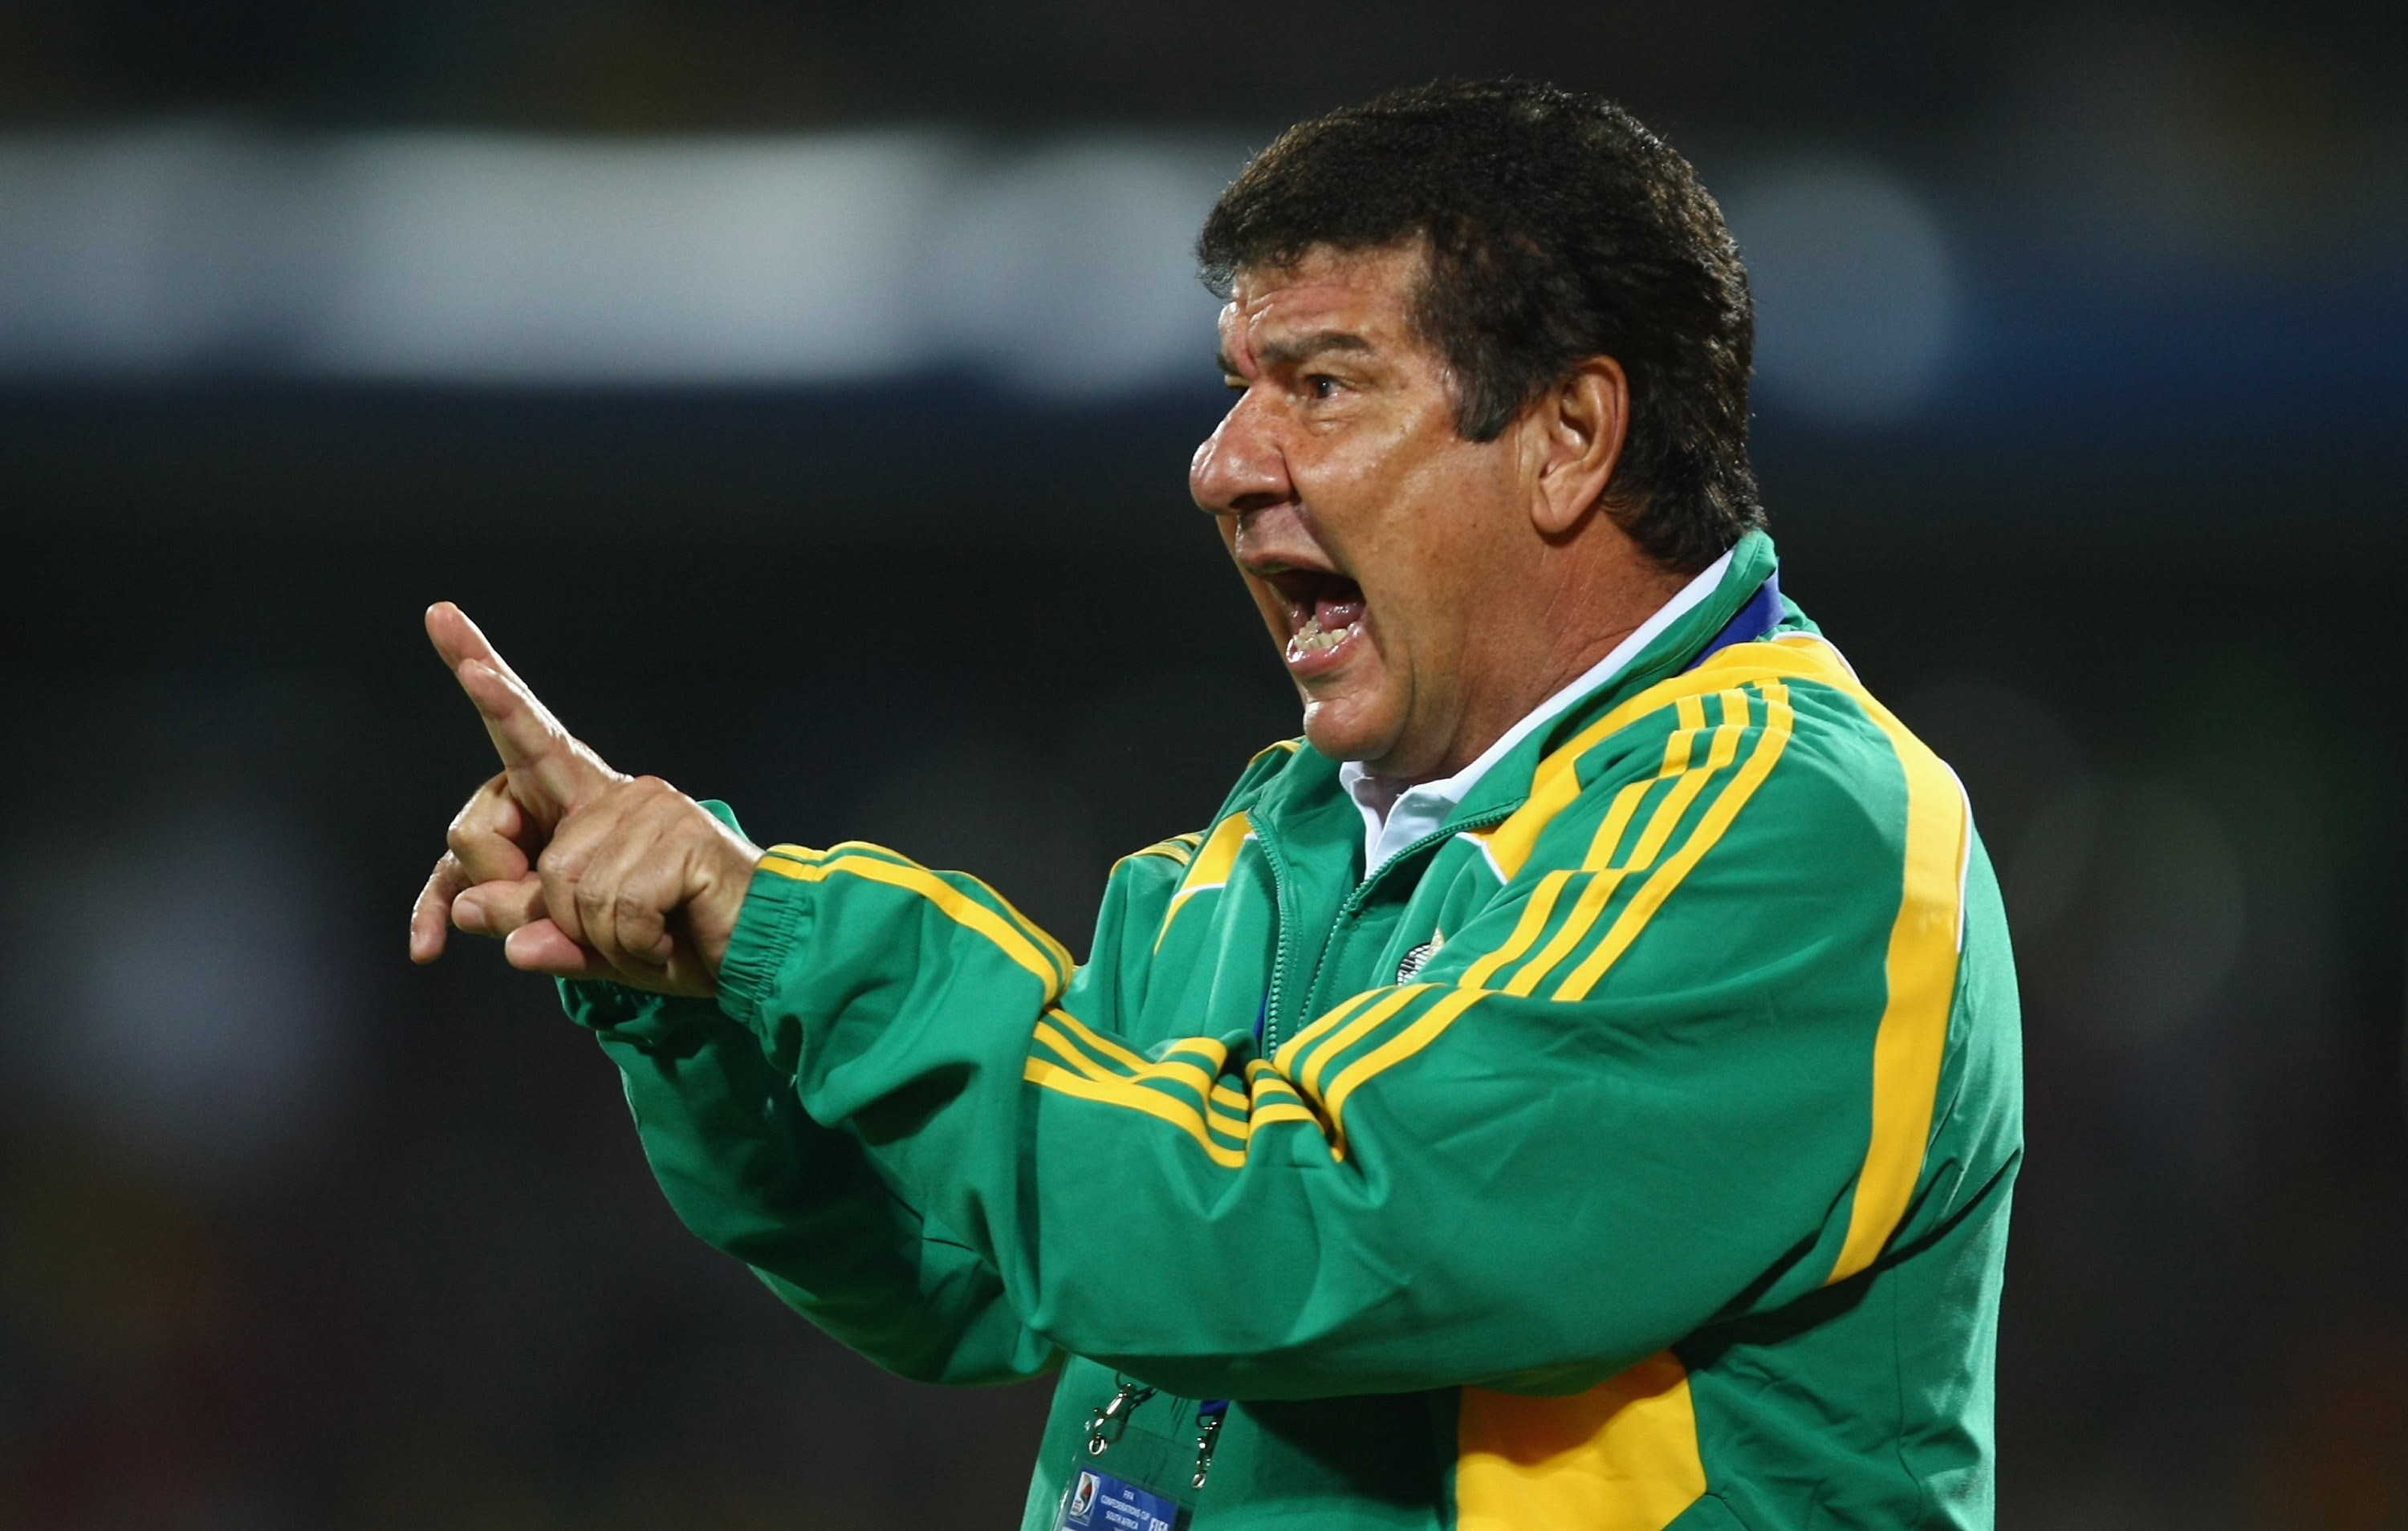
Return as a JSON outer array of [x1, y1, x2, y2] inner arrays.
[[502, 918, 607, 977]]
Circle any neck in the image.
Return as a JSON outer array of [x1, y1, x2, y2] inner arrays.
[[1371, 546, 1692, 792]]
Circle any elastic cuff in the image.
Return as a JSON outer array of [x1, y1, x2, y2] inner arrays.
[[715, 848, 815, 1034]]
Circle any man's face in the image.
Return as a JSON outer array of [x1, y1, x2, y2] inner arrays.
[[1191, 243, 1532, 782]]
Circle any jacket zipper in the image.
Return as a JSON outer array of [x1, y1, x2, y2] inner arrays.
[[1257, 827, 1297, 1055], [1272, 804, 1520, 1055]]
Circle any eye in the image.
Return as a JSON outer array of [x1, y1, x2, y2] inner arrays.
[[1305, 373, 1342, 400]]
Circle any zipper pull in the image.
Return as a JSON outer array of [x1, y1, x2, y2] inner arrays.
[[1192, 1399, 1230, 1488]]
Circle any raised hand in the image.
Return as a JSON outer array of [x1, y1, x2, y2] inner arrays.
[[408, 602, 763, 997], [408, 601, 616, 963]]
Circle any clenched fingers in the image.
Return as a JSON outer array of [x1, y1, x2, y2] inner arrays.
[[447, 772, 534, 883], [502, 918, 610, 979], [411, 856, 548, 960], [409, 852, 472, 963], [412, 772, 541, 963], [583, 831, 691, 972], [541, 779, 692, 972], [452, 874, 547, 937], [532, 776, 761, 996]]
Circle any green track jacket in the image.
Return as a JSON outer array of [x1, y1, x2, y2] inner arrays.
[[563, 530, 2022, 1529]]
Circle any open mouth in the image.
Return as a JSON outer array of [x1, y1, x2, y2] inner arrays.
[[1269, 568, 1368, 674]]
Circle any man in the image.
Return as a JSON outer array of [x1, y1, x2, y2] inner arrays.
[[410, 81, 2020, 1529]]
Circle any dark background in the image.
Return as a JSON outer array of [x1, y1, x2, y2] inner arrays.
[[2, 4, 2405, 1528]]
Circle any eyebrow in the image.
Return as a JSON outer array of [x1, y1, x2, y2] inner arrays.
[[1214, 329, 1376, 376]]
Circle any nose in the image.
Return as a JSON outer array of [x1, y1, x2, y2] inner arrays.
[[1190, 392, 1292, 520]]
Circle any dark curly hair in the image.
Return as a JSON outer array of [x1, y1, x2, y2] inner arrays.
[[1198, 79, 1763, 573]]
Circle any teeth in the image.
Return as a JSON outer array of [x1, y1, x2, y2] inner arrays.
[[1287, 612, 1354, 658]]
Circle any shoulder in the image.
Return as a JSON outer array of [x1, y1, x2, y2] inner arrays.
[[1226, 736, 1309, 800], [1101, 733, 1301, 891], [1485, 636, 1960, 887], [1112, 830, 1206, 874], [1094, 832, 1213, 951], [1100, 736, 1302, 885]]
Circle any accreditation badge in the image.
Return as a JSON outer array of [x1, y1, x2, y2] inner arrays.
[[1055, 1466, 1181, 1531]]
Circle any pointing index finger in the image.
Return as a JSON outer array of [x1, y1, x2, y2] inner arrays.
[[426, 603, 617, 810]]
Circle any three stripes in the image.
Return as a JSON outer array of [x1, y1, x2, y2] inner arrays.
[[1028, 670, 1798, 1165]]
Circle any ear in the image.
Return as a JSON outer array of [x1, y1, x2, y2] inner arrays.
[[1527, 355, 1631, 538]]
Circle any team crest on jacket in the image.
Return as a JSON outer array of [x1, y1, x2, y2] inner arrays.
[[1397, 930, 1444, 983]]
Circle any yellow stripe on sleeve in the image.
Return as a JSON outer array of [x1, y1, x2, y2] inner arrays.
[[1292, 985, 1429, 1098], [1661, 694, 1706, 772], [1247, 1103, 1325, 1130], [1620, 688, 1749, 870], [1825, 667, 1971, 1284], [1023, 1035, 1330, 1169], [1033, 1014, 1237, 1115], [1456, 870, 1575, 989], [1484, 641, 1841, 880], [1115, 831, 1206, 871], [1486, 682, 1727, 880], [1161, 1037, 1253, 1111], [1268, 985, 1388, 1067], [1499, 871, 1629, 997], [1500, 690, 1750, 996], [1046, 1006, 1151, 1071], [1567, 633, 1967, 1279], [1578, 776, 1658, 872], [1243, 1058, 1313, 1103], [820, 839, 1076, 985], [1029, 1018, 1106, 1076], [758, 847, 1068, 999], [1320, 987, 1488, 1159], [1023, 1058, 1246, 1168]]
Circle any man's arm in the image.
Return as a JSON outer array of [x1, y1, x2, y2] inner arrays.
[[697, 668, 1983, 1400], [410, 604, 1051, 1383], [568, 978, 1061, 1384], [555, 825, 1209, 1386]]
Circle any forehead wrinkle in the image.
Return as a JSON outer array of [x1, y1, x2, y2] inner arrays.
[[1252, 330, 1377, 369]]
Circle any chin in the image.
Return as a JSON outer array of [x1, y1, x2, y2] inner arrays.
[[1300, 692, 1403, 766]]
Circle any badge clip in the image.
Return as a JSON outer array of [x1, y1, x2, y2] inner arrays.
[[1191, 1399, 1229, 1488], [1085, 1378, 1158, 1457]]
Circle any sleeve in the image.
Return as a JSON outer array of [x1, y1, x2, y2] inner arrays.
[[567, 981, 1057, 1384], [714, 674, 1975, 1402], [559, 801, 1142, 1386]]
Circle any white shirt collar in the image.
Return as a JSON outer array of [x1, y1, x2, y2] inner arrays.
[[1338, 548, 1736, 874]]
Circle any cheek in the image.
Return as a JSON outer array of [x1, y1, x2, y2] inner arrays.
[[1363, 445, 1498, 587], [1288, 426, 1430, 585]]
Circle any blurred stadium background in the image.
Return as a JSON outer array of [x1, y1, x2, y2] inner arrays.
[[2, 2, 2404, 1526]]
